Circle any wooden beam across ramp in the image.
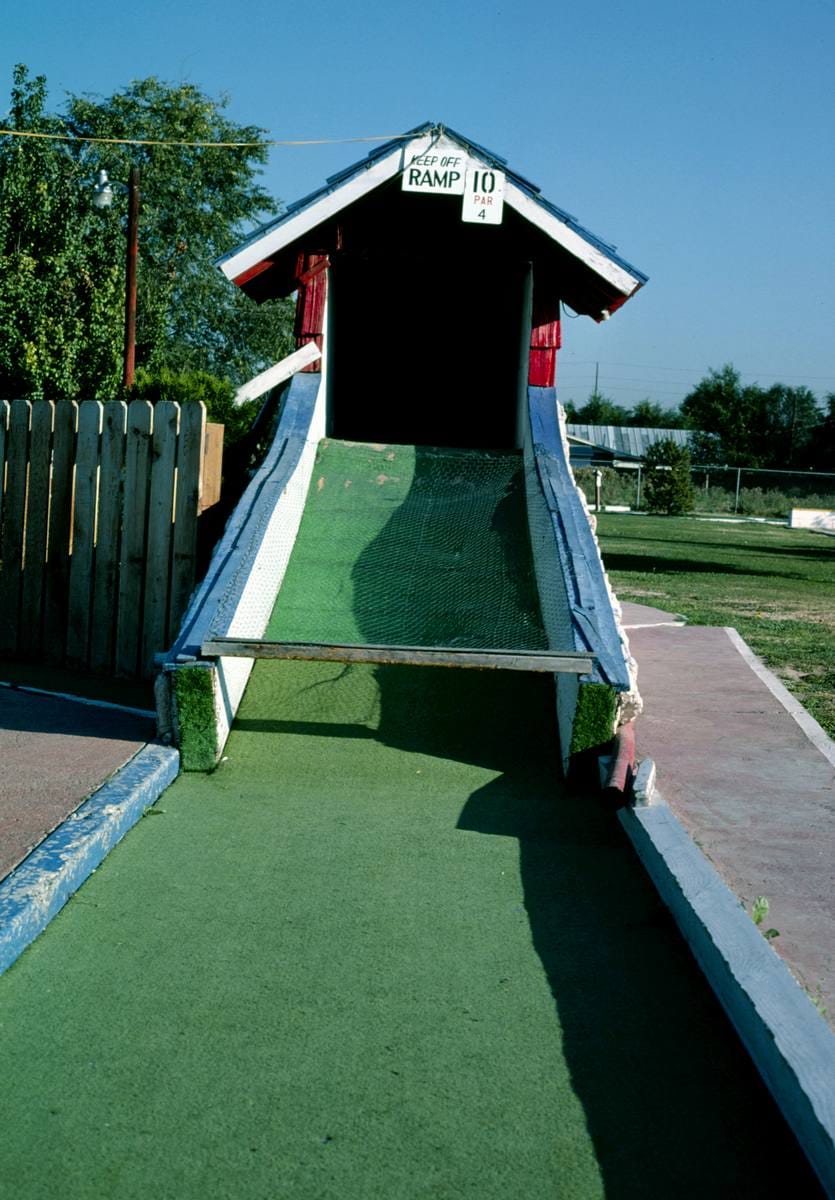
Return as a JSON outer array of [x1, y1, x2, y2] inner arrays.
[[201, 638, 594, 675]]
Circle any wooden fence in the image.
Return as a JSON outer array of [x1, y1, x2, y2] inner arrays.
[[0, 399, 211, 680]]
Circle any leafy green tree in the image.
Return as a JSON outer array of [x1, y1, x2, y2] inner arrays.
[[643, 438, 695, 515], [626, 399, 682, 428], [573, 392, 630, 425], [65, 76, 294, 384], [0, 66, 294, 401], [681, 364, 821, 469], [0, 66, 124, 399], [680, 364, 758, 465]]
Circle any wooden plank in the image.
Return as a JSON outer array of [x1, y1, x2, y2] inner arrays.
[[169, 402, 205, 640], [233, 343, 321, 407], [19, 402, 54, 657], [201, 638, 595, 674], [140, 400, 178, 677], [198, 422, 223, 514], [0, 401, 32, 655], [42, 402, 77, 664], [115, 400, 153, 677], [66, 401, 103, 667], [89, 402, 127, 672]]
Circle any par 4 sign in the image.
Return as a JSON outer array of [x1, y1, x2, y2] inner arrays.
[[461, 167, 505, 224]]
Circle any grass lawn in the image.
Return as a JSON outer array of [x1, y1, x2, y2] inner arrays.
[[596, 514, 835, 738]]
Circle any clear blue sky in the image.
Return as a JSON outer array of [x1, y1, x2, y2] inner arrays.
[[4, 0, 834, 412]]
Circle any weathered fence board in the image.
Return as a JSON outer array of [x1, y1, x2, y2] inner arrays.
[[42, 402, 77, 664], [170, 403, 205, 638], [0, 401, 32, 654], [141, 401, 179, 676], [19, 402, 54, 658], [0, 398, 210, 680], [67, 402, 103, 667], [90, 402, 127, 672]]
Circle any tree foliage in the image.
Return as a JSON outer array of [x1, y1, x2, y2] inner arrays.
[[65, 76, 294, 383], [0, 66, 294, 400], [643, 439, 695, 515], [680, 363, 822, 469], [0, 67, 124, 399]]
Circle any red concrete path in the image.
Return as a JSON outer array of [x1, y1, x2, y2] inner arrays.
[[0, 688, 155, 881], [622, 602, 835, 1030]]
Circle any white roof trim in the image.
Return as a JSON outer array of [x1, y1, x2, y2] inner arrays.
[[504, 182, 642, 297], [220, 133, 642, 298], [219, 144, 406, 282]]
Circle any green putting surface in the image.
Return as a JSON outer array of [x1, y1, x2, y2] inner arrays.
[[0, 439, 821, 1197], [266, 440, 551, 650], [0, 663, 820, 1198]]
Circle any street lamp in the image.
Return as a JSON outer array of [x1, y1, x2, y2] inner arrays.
[[92, 165, 140, 389]]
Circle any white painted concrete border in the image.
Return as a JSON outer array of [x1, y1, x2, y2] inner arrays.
[[620, 795, 835, 1196], [0, 743, 179, 975], [724, 627, 835, 770]]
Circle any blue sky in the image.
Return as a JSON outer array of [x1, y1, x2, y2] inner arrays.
[[4, 0, 834, 412]]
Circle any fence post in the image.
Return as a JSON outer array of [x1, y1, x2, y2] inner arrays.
[[636, 465, 642, 511], [734, 467, 742, 514]]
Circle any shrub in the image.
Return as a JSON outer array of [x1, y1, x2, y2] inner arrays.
[[643, 439, 695, 515], [129, 367, 258, 446]]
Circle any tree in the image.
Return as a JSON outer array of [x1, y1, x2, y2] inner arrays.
[[680, 364, 757, 465], [0, 66, 124, 399], [0, 66, 294, 400], [65, 76, 294, 384], [643, 438, 694, 515], [680, 364, 822, 469], [626, 399, 682, 428], [573, 392, 630, 425]]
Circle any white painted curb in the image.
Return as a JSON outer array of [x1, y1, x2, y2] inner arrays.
[[0, 743, 179, 975], [620, 796, 835, 1197]]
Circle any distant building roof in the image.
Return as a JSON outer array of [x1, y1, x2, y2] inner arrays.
[[566, 425, 693, 459]]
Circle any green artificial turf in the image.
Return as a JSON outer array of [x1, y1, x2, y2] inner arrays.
[[266, 440, 548, 651], [596, 514, 835, 737], [0, 449, 821, 1198], [0, 661, 820, 1199]]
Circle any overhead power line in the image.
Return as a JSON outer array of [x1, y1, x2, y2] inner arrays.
[[0, 127, 413, 149]]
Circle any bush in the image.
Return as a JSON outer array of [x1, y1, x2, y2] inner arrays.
[[643, 439, 694, 515], [129, 367, 258, 446]]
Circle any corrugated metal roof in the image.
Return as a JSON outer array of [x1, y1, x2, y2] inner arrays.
[[565, 426, 693, 458], [218, 121, 649, 290]]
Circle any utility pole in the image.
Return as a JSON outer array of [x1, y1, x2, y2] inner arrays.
[[123, 166, 140, 389]]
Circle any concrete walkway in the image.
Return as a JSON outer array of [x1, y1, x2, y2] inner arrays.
[[623, 602, 835, 1031], [0, 687, 155, 882]]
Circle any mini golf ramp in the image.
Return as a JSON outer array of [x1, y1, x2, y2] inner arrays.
[[164, 375, 637, 771]]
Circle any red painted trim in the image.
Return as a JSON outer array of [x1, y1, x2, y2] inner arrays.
[[232, 259, 274, 288]]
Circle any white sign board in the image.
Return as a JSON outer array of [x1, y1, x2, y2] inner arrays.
[[461, 167, 505, 225], [401, 136, 468, 195]]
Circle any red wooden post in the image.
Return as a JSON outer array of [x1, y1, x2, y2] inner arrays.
[[294, 253, 329, 372], [529, 290, 561, 388]]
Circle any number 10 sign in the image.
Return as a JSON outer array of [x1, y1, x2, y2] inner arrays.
[[461, 167, 505, 225]]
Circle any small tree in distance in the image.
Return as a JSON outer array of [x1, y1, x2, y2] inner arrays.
[[643, 439, 695, 515]]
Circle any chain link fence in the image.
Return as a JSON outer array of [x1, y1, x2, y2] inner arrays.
[[574, 466, 835, 518]]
